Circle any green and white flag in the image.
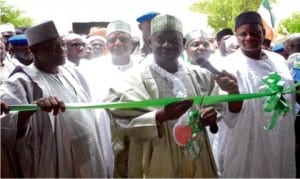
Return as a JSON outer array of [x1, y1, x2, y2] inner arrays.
[[258, 0, 276, 40]]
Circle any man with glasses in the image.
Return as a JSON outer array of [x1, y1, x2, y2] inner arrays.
[[64, 33, 86, 66], [87, 35, 107, 58]]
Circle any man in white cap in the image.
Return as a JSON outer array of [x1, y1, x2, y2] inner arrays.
[[0, 35, 21, 85], [0, 23, 16, 51], [105, 20, 140, 71], [88, 35, 107, 58], [0, 20, 107, 177], [64, 33, 87, 66], [104, 14, 242, 178], [80, 19, 142, 101], [184, 29, 212, 65], [79, 20, 141, 177]]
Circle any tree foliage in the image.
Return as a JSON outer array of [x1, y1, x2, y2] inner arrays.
[[0, 0, 33, 28], [280, 12, 300, 34], [190, 0, 275, 33]]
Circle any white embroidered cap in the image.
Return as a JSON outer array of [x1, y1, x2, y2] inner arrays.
[[0, 23, 15, 34], [88, 35, 106, 43], [25, 20, 59, 46], [184, 29, 208, 47], [151, 14, 183, 35], [106, 20, 131, 36]]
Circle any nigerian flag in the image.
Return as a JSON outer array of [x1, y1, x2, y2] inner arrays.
[[258, 0, 276, 40]]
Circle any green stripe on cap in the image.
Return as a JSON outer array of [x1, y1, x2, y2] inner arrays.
[[151, 14, 182, 35], [106, 20, 131, 36]]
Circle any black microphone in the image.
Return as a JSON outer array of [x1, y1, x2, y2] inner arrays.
[[196, 57, 223, 76], [196, 57, 220, 134]]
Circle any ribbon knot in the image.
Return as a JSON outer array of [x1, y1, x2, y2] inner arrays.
[[188, 110, 203, 137], [261, 72, 290, 130]]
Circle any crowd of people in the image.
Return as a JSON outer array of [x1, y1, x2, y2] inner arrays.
[[1, 10, 300, 178]]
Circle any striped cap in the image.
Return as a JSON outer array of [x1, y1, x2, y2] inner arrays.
[[106, 20, 131, 36], [151, 14, 182, 35]]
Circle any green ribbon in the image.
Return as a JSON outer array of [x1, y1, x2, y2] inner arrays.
[[8, 92, 271, 112], [261, 72, 292, 130], [7, 72, 297, 131]]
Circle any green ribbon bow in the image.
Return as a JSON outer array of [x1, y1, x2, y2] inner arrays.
[[261, 72, 291, 130], [186, 110, 204, 156]]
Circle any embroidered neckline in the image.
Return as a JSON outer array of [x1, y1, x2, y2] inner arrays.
[[150, 63, 187, 97]]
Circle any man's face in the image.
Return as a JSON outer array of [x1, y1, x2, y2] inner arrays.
[[12, 44, 34, 62], [66, 38, 86, 60], [35, 37, 66, 66], [1, 31, 15, 50], [106, 32, 133, 58], [218, 35, 232, 56], [236, 24, 264, 54], [91, 39, 106, 57], [186, 37, 211, 63], [150, 30, 183, 62]]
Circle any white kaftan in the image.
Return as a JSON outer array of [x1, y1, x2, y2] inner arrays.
[[219, 49, 296, 177], [78, 55, 141, 177]]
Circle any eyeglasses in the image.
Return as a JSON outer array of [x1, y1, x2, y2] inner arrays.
[[91, 43, 104, 48], [70, 43, 86, 48], [107, 37, 131, 44]]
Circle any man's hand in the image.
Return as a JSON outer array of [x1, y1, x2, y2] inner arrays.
[[215, 70, 243, 113], [34, 96, 66, 116], [156, 99, 193, 124], [200, 107, 218, 127], [17, 96, 66, 139], [215, 70, 239, 94], [0, 101, 10, 115]]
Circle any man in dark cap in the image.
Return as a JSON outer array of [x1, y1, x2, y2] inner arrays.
[[215, 28, 234, 57], [218, 11, 295, 178], [136, 11, 159, 57], [0, 20, 107, 178]]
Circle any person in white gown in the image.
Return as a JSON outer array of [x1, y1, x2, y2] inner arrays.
[[219, 11, 296, 177]]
